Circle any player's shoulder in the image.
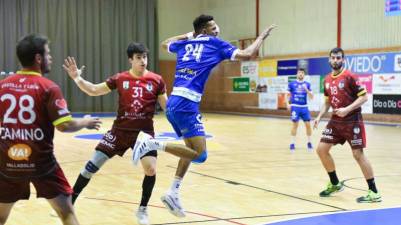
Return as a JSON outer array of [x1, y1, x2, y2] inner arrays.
[[144, 71, 164, 82], [109, 71, 129, 80]]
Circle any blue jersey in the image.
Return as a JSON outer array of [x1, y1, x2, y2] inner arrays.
[[287, 80, 311, 107], [168, 34, 238, 102]]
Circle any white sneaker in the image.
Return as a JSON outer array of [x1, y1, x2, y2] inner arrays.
[[161, 193, 186, 217], [136, 206, 150, 225], [132, 131, 154, 165]]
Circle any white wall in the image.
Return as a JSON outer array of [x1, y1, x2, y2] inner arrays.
[[158, 0, 401, 60], [201, 0, 256, 41], [157, 0, 202, 60], [342, 0, 401, 50], [259, 0, 337, 57]]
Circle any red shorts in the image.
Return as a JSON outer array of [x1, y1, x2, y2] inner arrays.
[[96, 128, 155, 158], [320, 118, 366, 149], [0, 165, 72, 203]]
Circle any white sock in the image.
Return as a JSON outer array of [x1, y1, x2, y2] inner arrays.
[[291, 136, 296, 144], [148, 139, 166, 151], [307, 136, 311, 143], [169, 177, 182, 195]]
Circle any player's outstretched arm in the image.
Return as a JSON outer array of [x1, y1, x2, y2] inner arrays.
[[235, 24, 277, 60], [56, 117, 102, 133], [161, 32, 194, 51], [63, 56, 111, 96]]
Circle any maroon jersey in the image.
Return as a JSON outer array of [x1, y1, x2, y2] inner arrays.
[[324, 69, 367, 121], [106, 70, 166, 132], [0, 71, 72, 179]]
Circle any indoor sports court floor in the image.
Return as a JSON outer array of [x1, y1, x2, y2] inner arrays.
[[6, 113, 401, 225]]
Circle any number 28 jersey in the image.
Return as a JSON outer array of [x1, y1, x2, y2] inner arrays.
[[0, 71, 72, 179]]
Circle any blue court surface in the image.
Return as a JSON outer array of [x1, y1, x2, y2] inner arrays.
[[263, 206, 401, 225], [75, 132, 212, 141]]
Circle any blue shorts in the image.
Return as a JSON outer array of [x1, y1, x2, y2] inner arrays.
[[166, 96, 205, 138], [291, 106, 311, 122]]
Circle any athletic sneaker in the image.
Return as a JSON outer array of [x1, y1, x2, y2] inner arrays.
[[132, 131, 156, 165], [356, 190, 382, 203], [290, 144, 295, 151], [136, 206, 150, 225], [161, 193, 186, 217], [319, 181, 344, 197], [307, 142, 313, 152]]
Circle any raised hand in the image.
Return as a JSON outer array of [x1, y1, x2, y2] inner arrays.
[[62, 56, 85, 80], [261, 24, 278, 39]]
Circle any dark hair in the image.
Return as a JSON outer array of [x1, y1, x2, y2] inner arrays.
[[126, 42, 149, 58], [298, 68, 306, 72], [16, 34, 48, 67], [193, 14, 214, 33], [329, 47, 345, 58]]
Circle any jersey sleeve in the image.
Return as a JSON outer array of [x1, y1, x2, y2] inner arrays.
[[46, 85, 72, 126], [105, 73, 119, 90], [323, 79, 329, 98], [157, 77, 167, 95], [167, 40, 183, 54], [217, 38, 238, 61], [350, 74, 367, 97]]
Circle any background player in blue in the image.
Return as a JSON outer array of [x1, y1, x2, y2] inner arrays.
[[286, 68, 314, 152], [132, 14, 277, 217]]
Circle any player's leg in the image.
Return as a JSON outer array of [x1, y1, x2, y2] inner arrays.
[[136, 152, 157, 225], [302, 108, 313, 151], [317, 121, 346, 197], [352, 148, 381, 202], [161, 136, 205, 218], [348, 122, 381, 202], [0, 177, 30, 224], [290, 107, 300, 151], [290, 121, 298, 151], [34, 166, 79, 225], [48, 194, 79, 225], [71, 150, 109, 204], [132, 110, 201, 164], [316, 141, 343, 196], [0, 203, 14, 224]]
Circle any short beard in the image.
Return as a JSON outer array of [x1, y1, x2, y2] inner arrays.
[[330, 62, 343, 70], [41, 61, 50, 74]]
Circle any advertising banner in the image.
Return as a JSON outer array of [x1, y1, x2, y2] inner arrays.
[[373, 95, 401, 114], [241, 61, 259, 77], [232, 77, 250, 92], [358, 74, 373, 94], [267, 76, 288, 94], [372, 74, 401, 94], [307, 52, 401, 75], [259, 93, 278, 109], [277, 60, 298, 76], [259, 59, 277, 77]]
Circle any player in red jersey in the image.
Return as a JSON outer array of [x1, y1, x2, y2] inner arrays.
[[63, 42, 191, 225], [0, 34, 101, 225], [313, 47, 381, 203]]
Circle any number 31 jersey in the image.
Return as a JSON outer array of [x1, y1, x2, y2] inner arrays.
[[0, 71, 72, 179]]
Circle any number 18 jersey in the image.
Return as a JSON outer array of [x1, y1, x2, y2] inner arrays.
[[0, 71, 72, 179]]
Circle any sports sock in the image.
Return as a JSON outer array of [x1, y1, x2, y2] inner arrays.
[[328, 171, 339, 185]]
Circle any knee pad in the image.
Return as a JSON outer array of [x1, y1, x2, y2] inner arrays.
[[192, 150, 208, 164], [81, 151, 109, 178]]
